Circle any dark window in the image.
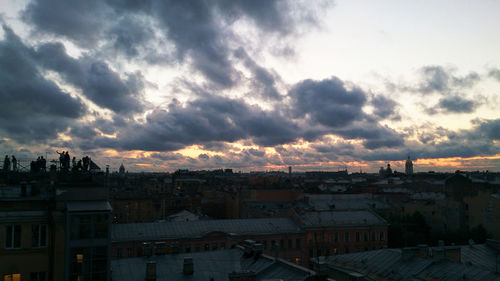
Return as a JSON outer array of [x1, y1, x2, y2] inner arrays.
[[204, 244, 209, 251], [364, 232, 368, 241], [334, 232, 339, 242], [5, 225, 21, 249], [309, 248, 313, 257], [372, 232, 376, 241], [116, 248, 122, 258], [296, 238, 301, 249], [32, 224, 48, 248], [263, 240, 267, 249], [195, 244, 200, 252], [280, 239, 284, 249], [380, 232, 385, 241], [70, 214, 109, 240], [185, 244, 191, 253], [345, 246, 349, 254], [344, 232, 349, 242], [127, 248, 133, 257], [355, 232, 360, 242], [288, 239, 292, 249], [30, 272, 47, 281]]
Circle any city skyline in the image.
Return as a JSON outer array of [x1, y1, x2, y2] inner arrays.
[[1, 0, 500, 173]]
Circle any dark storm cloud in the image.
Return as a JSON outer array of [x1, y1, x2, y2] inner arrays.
[[234, 48, 282, 101], [88, 95, 302, 151], [35, 42, 146, 113], [22, 0, 110, 47], [489, 68, 500, 81], [370, 95, 400, 120], [387, 66, 482, 96], [426, 95, 480, 114], [289, 77, 367, 127], [22, 0, 328, 87], [0, 25, 85, 142], [332, 123, 405, 149]]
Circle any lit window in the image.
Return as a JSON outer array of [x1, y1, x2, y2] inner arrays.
[[3, 274, 21, 281], [76, 254, 83, 263]]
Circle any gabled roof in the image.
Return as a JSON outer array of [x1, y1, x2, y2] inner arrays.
[[298, 210, 388, 228], [111, 247, 315, 281], [112, 217, 303, 242]]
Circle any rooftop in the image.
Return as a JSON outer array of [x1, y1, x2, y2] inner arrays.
[[298, 210, 388, 228], [112, 217, 303, 242], [111, 246, 316, 281]]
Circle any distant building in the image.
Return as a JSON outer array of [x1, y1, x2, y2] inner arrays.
[[405, 156, 414, 175], [290, 209, 389, 265], [119, 164, 125, 175], [111, 217, 306, 265]]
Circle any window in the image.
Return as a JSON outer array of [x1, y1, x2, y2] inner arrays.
[[211, 243, 218, 250], [344, 246, 349, 254], [30, 272, 46, 281], [70, 247, 107, 281], [280, 239, 284, 249], [355, 232, 360, 242], [364, 232, 368, 241], [70, 214, 109, 240], [5, 225, 21, 249], [204, 244, 209, 251], [3, 274, 21, 281], [288, 239, 292, 249], [332, 247, 337, 254], [294, 257, 301, 264], [127, 248, 133, 257], [372, 232, 377, 241], [116, 248, 122, 258], [344, 232, 349, 242], [185, 244, 191, 253], [263, 240, 267, 249], [334, 232, 339, 242], [32, 224, 48, 248], [380, 231, 385, 241], [309, 248, 313, 257], [220, 242, 226, 249], [296, 238, 301, 249]]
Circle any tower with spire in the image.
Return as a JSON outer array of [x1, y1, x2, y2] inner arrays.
[[405, 156, 413, 175]]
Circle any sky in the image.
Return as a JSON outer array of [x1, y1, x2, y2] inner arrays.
[[1, 0, 499, 173]]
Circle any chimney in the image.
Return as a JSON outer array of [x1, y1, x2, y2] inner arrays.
[[416, 244, 429, 258], [252, 243, 264, 258], [401, 247, 417, 261], [228, 271, 256, 281], [432, 248, 444, 261], [183, 257, 194, 275], [444, 247, 461, 263], [145, 261, 156, 281]]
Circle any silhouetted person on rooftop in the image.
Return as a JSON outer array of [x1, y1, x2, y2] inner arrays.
[[3, 155, 10, 171], [11, 156, 17, 171], [82, 156, 90, 172], [40, 156, 46, 172], [72, 157, 76, 169], [64, 151, 70, 170], [57, 151, 64, 169]]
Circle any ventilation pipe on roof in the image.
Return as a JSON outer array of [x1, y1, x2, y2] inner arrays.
[[145, 261, 156, 281], [183, 257, 194, 275]]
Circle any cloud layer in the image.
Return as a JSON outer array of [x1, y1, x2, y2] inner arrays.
[[0, 0, 499, 172]]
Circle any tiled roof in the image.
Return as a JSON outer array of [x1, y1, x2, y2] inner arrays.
[[299, 210, 388, 228], [111, 247, 315, 281], [325, 243, 500, 281], [112, 217, 303, 242]]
